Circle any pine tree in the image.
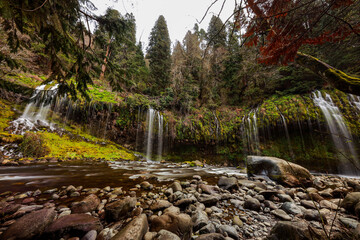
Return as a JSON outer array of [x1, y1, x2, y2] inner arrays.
[[147, 15, 171, 95], [206, 16, 227, 49]]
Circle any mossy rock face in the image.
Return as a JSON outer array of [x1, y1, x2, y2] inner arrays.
[[19, 132, 50, 158], [247, 155, 313, 187]]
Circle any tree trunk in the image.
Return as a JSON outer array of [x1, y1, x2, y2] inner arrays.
[[100, 40, 112, 80], [296, 52, 360, 95]]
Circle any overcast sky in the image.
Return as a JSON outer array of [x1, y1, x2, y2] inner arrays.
[[90, 0, 234, 50]]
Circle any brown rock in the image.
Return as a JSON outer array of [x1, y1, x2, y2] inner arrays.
[[0, 208, 56, 240], [150, 213, 192, 240], [71, 194, 100, 214], [46, 214, 103, 237], [112, 214, 148, 240], [105, 196, 136, 222]]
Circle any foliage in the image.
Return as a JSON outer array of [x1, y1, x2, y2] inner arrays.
[[147, 15, 171, 95], [19, 132, 50, 157]]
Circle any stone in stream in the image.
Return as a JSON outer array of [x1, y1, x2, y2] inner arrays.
[[174, 196, 197, 207], [111, 214, 148, 240], [45, 213, 103, 237], [271, 209, 292, 221], [217, 225, 239, 240], [217, 177, 238, 190], [150, 200, 172, 211], [281, 202, 303, 216], [192, 209, 209, 232], [150, 213, 192, 240], [71, 194, 101, 214], [244, 197, 261, 211], [246, 156, 313, 187], [154, 229, 181, 240], [0, 203, 21, 216], [267, 221, 326, 240], [341, 192, 360, 217], [0, 208, 56, 240], [105, 196, 136, 222], [196, 233, 226, 240], [170, 182, 183, 192], [198, 194, 221, 206]]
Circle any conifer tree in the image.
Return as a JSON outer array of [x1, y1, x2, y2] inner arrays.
[[147, 15, 171, 95]]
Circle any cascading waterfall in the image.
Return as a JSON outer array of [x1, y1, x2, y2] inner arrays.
[[242, 109, 260, 154], [142, 107, 165, 161], [312, 90, 359, 174], [12, 84, 58, 134], [349, 94, 360, 111], [277, 108, 294, 158]]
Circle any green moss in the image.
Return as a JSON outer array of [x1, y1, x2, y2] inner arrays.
[[39, 131, 136, 161], [326, 68, 360, 85]]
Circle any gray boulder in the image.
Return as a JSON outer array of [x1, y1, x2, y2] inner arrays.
[[247, 156, 313, 187]]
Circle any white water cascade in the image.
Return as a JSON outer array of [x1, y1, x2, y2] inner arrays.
[[12, 84, 59, 135], [349, 94, 360, 112], [242, 109, 260, 154], [143, 107, 165, 161], [312, 90, 359, 174]]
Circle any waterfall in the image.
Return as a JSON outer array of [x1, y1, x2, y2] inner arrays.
[[157, 112, 164, 161], [11, 84, 58, 134], [277, 108, 294, 158], [145, 108, 155, 161], [142, 107, 165, 161], [242, 109, 260, 154], [349, 94, 360, 111], [312, 90, 359, 174]]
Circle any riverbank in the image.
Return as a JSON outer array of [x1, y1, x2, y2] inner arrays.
[[1, 160, 360, 239]]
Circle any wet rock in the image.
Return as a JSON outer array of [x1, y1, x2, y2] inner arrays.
[[46, 213, 103, 237], [44, 188, 58, 194], [105, 196, 136, 222], [267, 221, 325, 240], [0, 208, 56, 240], [300, 200, 318, 209], [0, 203, 21, 216], [259, 190, 278, 200], [18, 204, 43, 213], [304, 209, 327, 224], [233, 216, 243, 228], [277, 193, 293, 202], [238, 179, 256, 189], [170, 182, 183, 192], [339, 217, 359, 229], [154, 229, 181, 240], [217, 225, 239, 240], [150, 213, 192, 240], [174, 196, 197, 207], [244, 197, 261, 211], [112, 214, 148, 240], [71, 194, 100, 214], [67, 185, 77, 194], [199, 223, 216, 234], [281, 202, 302, 216], [318, 188, 333, 198], [199, 184, 218, 194], [341, 192, 360, 217], [150, 200, 172, 211], [58, 210, 71, 218], [81, 230, 97, 240], [217, 177, 238, 190], [140, 181, 153, 190], [97, 228, 118, 240], [319, 200, 338, 210], [198, 194, 220, 206], [192, 209, 209, 232], [70, 192, 81, 197], [196, 233, 226, 240], [271, 209, 291, 221], [247, 156, 313, 187], [33, 189, 42, 196], [264, 200, 277, 210], [164, 206, 181, 215]]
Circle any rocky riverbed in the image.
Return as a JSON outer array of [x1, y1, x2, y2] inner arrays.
[[1, 157, 360, 239]]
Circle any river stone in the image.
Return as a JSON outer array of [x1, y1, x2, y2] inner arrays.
[[71, 194, 100, 213], [81, 230, 97, 240], [0, 207, 56, 240], [198, 194, 220, 206], [150, 200, 172, 211], [105, 196, 136, 222], [46, 213, 103, 237], [199, 223, 216, 234], [140, 181, 153, 190], [264, 200, 278, 210], [170, 182, 183, 192], [319, 200, 338, 210], [244, 197, 261, 211], [0, 203, 21, 216], [303, 209, 327, 224], [247, 156, 313, 186], [267, 221, 325, 240], [164, 206, 181, 215], [217, 225, 239, 240], [300, 200, 318, 209], [196, 233, 226, 240], [233, 216, 243, 228], [341, 192, 360, 216], [281, 202, 303, 215], [271, 209, 292, 221], [192, 209, 209, 232], [217, 177, 238, 190], [339, 217, 359, 229], [150, 213, 192, 240], [199, 184, 218, 195], [154, 229, 181, 240], [174, 196, 197, 207], [112, 214, 148, 240]]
